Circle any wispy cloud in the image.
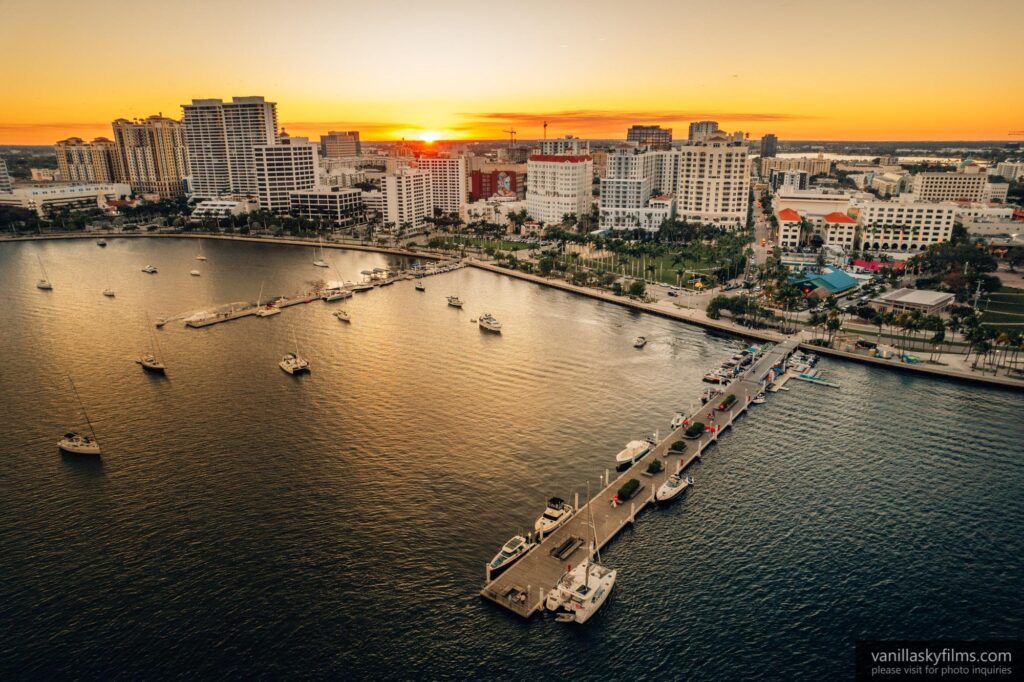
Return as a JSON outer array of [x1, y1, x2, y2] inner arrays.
[[462, 110, 815, 128]]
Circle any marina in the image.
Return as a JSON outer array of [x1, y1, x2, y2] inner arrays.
[[481, 339, 799, 619]]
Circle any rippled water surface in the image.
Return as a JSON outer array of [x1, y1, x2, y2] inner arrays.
[[1, 238, 1022, 680]]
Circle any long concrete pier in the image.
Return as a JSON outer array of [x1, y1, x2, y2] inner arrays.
[[480, 339, 799, 618]]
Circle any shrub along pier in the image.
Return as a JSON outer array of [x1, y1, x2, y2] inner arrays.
[[480, 339, 799, 619]]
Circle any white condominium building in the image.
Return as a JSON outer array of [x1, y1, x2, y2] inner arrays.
[[687, 121, 719, 143], [182, 96, 277, 199], [851, 196, 957, 252], [536, 136, 590, 156], [0, 158, 12, 193], [675, 135, 750, 227], [414, 155, 466, 214], [910, 166, 987, 202], [54, 137, 119, 184], [994, 161, 1024, 182], [253, 136, 319, 213], [526, 152, 593, 225], [111, 116, 190, 199], [599, 146, 674, 230], [379, 168, 432, 230]]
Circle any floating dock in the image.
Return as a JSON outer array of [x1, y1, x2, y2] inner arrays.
[[480, 339, 799, 618], [180, 261, 464, 329]]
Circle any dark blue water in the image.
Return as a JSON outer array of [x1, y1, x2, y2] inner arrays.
[[1, 237, 1021, 680]]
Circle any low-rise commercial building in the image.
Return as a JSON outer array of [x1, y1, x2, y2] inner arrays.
[[0, 182, 131, 216], [289, 187, 365, 226], [870, 288, 955, 316], [190, 197, 257, 220]]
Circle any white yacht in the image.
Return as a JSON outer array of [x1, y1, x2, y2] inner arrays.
[[415, 282, 425, 292], [154, 318, 167, 328], [195, 241, 207, 261], [488, 535, 534, 577], [478, 313, 502, 333], [447, 295, 464, 308], [322, 288, 352, 302], [58, 432, 102, 456], [279, 352, 310, 375], [752, 392, 766, 405], [534, 497, 573, 536], [351, 283, 374, 292], [333, 309, 350, 322], [190, 269, 201, 276], [142, 265, 158, 274], [671, 413, 687, 429], [633, 336, 647, 348], [96, 239, 107, 247], [615, 439, 652, 466], [655, 474, 694, 502], [102, 288, 115, 297]]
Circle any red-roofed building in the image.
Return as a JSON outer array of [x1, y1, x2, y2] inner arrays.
[[776, 208, 803, 248], [822, 211, 857, 249]]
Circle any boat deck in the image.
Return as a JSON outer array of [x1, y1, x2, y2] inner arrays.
[[480, 339, 798, 618]]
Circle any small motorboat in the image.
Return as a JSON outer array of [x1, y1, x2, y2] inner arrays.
[[102, 288, 115, 297], [671, 413, 687, 429], [190, 270, 201, 276], [752, 393, 766, 405], [37, 279, 53, 290], [702, 371, 724, 384], [154, 318, 167, 328], [447, 295, 464, 308], [136, 353, 166, 374], [615, 439, 652, 466], [655, 474, 693, 502], [58, 431, 101, 456], [534, 497, 573, 536], [255, 306, 281, 317], [488, 535, 534, 576], [279, 352, 310, 375], [96, 239, 107, 247], [634, 336, 647, 349], [333, 310, 350, 322], [415, 282, 425, 292], [142, 265, 158, 274]]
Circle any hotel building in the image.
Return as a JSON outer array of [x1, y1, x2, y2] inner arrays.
[[253, 135, 319, 213], [414, 155, 466, 214], [111, 116, 190, 199], [379, 168, 432, 230], [54, 137, 119, 184]]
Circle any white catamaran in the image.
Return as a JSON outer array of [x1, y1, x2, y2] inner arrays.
[[546, 483, 617, 624]]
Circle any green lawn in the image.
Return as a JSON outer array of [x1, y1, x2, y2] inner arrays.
[[572, 252, 727, 287], [452, 236, 532, 252], [981, 286, 1024, 327]]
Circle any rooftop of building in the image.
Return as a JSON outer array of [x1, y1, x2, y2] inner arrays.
[[874, 288, 955, 306], [823, 212, 856, 224], [777, 208, 801, 221], [791, 267, 859, 295]]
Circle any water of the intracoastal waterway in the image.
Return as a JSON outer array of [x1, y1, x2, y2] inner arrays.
[[1, 237, 1021, 680]]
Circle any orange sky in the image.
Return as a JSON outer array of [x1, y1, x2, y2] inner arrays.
[[2, 0, 1022, 145]]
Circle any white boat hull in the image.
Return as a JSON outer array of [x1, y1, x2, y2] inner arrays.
[[58, 438, 101, 456], [255, 307, 281, 317]]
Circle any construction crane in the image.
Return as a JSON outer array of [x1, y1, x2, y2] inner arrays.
[[502, 127, 516, 150]]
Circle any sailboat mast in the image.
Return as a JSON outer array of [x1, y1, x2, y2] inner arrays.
[[68, 375, 96, 439], [37, 255, 49, 281], [257, 282, 264, 308]]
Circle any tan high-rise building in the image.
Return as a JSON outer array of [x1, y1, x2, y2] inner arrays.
[[54, 137, 119, 184], [320, 131, 361, 158], [111, 116, 189, 199]]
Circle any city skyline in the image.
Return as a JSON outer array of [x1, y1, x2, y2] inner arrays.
[[3, 0, 1023, 145]]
